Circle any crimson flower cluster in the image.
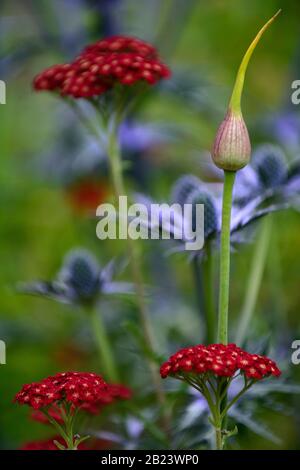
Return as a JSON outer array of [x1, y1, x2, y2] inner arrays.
[[14, 372, 131, 411], [160, 343, 281, 380], [33, 35, 171, 98]]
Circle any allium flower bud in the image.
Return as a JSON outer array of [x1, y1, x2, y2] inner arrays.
[[212, 110, 251, 171], [212, 10, 281, 172]]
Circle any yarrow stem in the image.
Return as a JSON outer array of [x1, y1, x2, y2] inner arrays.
[[203, 243, 216, 344], [105, 114, 170, 432], [217, 171, 236, 345], [236, 217, 272, 345], [90, 308, 119, 382], [43, 405, 79, 450]]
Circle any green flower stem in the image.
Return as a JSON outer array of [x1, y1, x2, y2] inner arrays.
[[90, 308, 119, 383], [192, 257, 205, 324], [68, 101, 169, 431], [203, 243, 216, 344], [236, 216, 272, 345], [217, 170, 236, 345], [43, 405, 82, 450], [43, 410, 70, 445], [106, 116, 169, 430], [215, 427, 223, 450], [220, 379, 254, 419]]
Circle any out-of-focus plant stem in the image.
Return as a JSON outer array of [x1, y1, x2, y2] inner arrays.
[[192, 256, 205, 326], [90, 307, 119, 383], [217, 170, 236, 345], [235, 216, 272, 345], [203, 242, 216, 344], [106, 115, 170, 433], [67, 99, 170, 432]]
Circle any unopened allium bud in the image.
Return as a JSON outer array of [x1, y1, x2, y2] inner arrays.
[[212, 110, 251, 171], [212, 10, 281, 172]]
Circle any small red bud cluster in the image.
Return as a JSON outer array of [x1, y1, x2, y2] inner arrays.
[[160, 343, 281, 380], [33, 36, 171, 98]]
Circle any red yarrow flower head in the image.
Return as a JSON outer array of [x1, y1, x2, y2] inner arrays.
[[14, 371, 131, 412], [160, 343, 281, 381], [33, 35, 171, 99]]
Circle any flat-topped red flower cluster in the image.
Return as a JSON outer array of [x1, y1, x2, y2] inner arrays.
[[160, 343, 281, 380], [14, 371, 131, 411], [33, 36, 171, 98]]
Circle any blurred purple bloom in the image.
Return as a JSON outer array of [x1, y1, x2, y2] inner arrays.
[[18, 249, 134, 306], [265, 112, 300, 152]]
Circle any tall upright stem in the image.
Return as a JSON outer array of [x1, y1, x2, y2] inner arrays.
[[236, 216, 272, 345], [192, 256, 205, 324], [203, 243, 216, 344], [90, 308, 119, 382], [106, 117, 169, 429], [217, 171, 236, 344]]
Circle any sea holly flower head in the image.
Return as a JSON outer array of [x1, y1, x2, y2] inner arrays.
[[33, 35, 171, 99], [186, 189, 219, 239], [253, 145, 287, 188], [136, 172, 280, 257], [18, 248, 134, 307], [234, 144, 300, 207]]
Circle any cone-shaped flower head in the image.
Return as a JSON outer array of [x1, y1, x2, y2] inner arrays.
[[252, 144, 288, 188], [187, 189, 218, 238], [212, 11, 281, 171]]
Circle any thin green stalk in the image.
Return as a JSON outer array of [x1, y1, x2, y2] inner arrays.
[[220, 380, 254, 418], [217, 171, 236, 344], [203, 243, 216, 343], [235, 216, 272, 345], [90, 308, 119, 382], [192, 256, 205, 323], [43, 410, 69, 444], [267, 218, 287, 334], [106, 116, 169, 431], [69, 100, 169, 431], [215, 427, 223, 450]]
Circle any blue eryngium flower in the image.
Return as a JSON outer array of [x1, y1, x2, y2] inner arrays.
[[18, 249, 134, 307], [234, 144, 300, 207], [136, 144, 300, 257]]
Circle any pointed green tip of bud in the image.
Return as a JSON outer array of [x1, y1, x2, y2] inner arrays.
[[229, 9, 281, 115], [212, 10, 281, 171]]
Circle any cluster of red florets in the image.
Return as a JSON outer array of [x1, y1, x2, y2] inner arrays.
[[14, 372, 131, 411], [33, 36, 171, 98], [160, 343, 281, 380]]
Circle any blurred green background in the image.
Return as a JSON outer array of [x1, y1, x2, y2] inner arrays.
[[1, 0, 300, 450]]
